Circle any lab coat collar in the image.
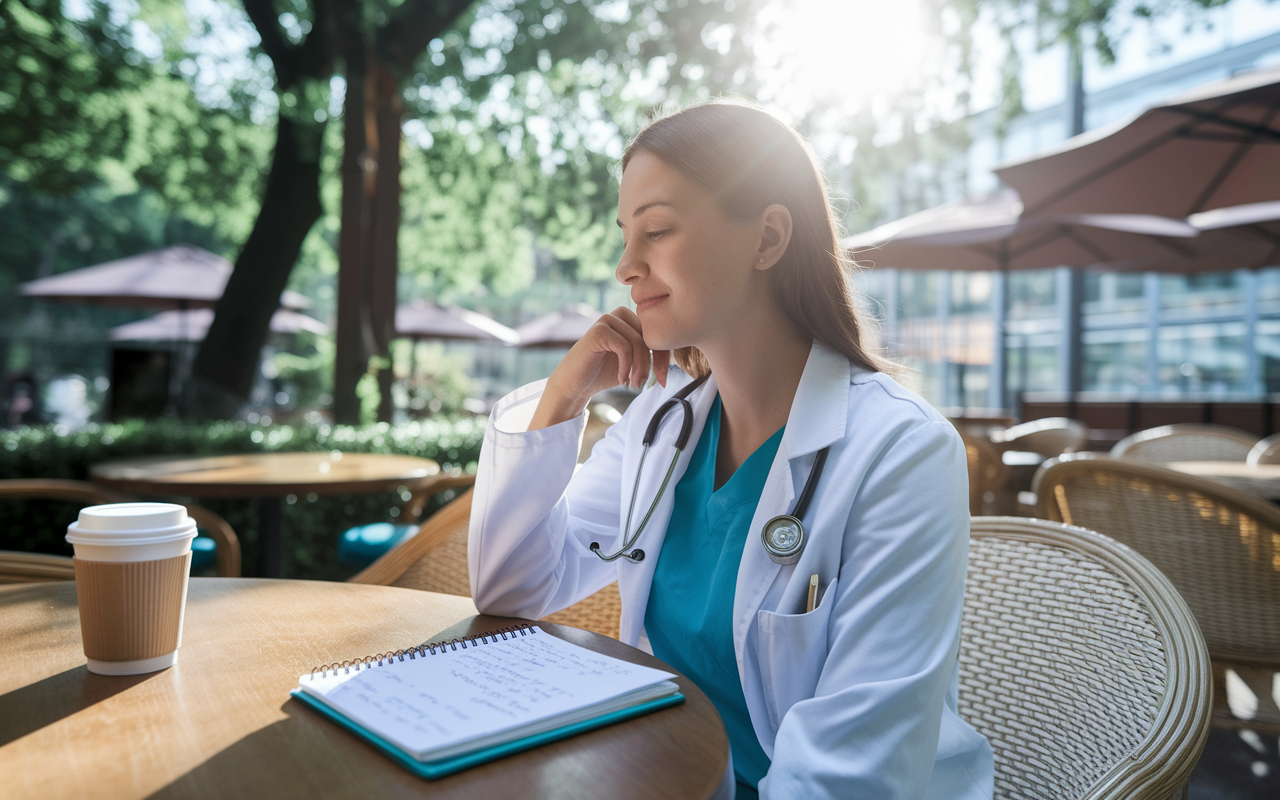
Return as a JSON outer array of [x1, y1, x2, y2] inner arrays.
[[779, 341, 850, 460]]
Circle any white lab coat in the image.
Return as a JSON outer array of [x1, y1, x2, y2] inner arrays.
[[468, 341, 994, 799]]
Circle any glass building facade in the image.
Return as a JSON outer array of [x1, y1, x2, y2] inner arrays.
[[853, 9, 1280, 411]]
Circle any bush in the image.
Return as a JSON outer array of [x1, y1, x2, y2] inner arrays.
[[0, 418, 485, 580]]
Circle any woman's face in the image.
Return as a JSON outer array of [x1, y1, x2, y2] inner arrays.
[[615, 150, 766, 352]]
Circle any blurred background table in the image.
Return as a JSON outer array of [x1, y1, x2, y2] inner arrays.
[[1165, 461, 1280, 501], [90, 452, 444, 576], [0, 578, 728, 800]]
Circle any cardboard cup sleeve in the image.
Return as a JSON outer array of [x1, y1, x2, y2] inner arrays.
[[73, 553, 193, 662]]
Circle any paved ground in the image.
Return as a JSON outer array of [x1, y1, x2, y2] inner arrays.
[[1189, 728, 1280, 799]]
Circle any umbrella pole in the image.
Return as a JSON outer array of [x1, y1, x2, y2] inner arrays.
[[989, 252, 1009, 413]]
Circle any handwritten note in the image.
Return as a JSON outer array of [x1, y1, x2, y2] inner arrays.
[[298, 629, 676, 760]]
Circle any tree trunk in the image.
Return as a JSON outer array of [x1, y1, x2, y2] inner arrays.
[[189, 114, 325, 419], [333, 42, 373, 425], [371, 59, 402, 423]]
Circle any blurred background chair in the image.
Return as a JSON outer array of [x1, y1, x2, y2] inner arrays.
[[1035, 456, 1280, 734], [960, 432, 1008, 516], [1110, 423, 1258, 463], [0, 479, 242, 577], [579, 401, 622, 463], [1247, 432, 1280, 466], [336, 473, 477, 570], [349, 488, 622, 639], [0, 550, 75, 583], [962, 517, 1211, 799], [990, 417, 1089, 458]]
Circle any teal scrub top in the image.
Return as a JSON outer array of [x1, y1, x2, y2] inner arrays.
[[644, 395, 784, 800]]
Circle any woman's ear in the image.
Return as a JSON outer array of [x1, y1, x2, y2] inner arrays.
[[755, 204, 793, 270]]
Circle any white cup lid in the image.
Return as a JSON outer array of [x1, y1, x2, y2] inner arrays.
[[67, 502, 196, 545]]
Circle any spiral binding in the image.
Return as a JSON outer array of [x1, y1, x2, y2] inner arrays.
[[308, 624, 537, 679]]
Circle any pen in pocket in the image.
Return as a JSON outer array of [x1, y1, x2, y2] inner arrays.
[[806, 574, 819, 613]]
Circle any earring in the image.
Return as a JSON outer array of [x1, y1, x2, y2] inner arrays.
[[758, 258, 765, 263]]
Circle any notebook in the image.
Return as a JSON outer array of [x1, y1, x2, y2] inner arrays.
[[291, 624, 684, 779]]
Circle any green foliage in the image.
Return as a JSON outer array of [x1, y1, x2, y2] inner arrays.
[[399, 341, 475, 415], [0, 417, 485, 579]]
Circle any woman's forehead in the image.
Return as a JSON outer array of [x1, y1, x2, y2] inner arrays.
[[618, 152, 706, 217]]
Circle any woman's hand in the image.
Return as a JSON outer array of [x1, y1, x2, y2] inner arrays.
[[528, 307, 670, 430]]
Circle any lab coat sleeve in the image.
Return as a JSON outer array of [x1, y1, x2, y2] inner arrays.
[[468, 378, 644, 619], [760, 419, 971, 799]]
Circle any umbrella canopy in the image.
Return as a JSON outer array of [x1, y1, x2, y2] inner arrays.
[[20, 245, 311, 310], [995, 66, 1280, 218], [1183, 200, 1280, 271], [515, 304, 599, 348], [394, 300, 519, 345], [109, 308, 329, 343], [844, 190, 1199, 272]]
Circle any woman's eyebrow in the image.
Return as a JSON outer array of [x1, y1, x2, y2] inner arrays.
[[616, 200, 676, 227]]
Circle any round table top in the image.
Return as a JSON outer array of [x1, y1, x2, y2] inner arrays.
[[1166, 461, 1280, 500], [0, 579, 728, 800], [90, 452, 442, 498]]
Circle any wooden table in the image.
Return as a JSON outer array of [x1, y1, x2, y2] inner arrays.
[[91, 453, 444, 576], [1166, 461, 1280, 500], [0, 579, 728, 800]]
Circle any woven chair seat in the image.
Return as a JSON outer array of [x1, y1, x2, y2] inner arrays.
[[991, 417, 1088, 458], [350, 488, 622, 640], [1035, 455, 1280, 733], [1111, 424, 1258, 463], [964, 518, 1211, 799]]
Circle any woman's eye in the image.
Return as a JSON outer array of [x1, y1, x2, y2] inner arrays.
[[646, 229, 670, 241]]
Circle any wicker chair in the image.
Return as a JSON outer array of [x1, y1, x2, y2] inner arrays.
[[991, 417, 1089, 458], [1111, 424, 1258, 463], [0, 550, 75, 583], [961, 432, 1008, 516], [963, 517, 1211, 799], [1034, 456, 1280, 734], [0, 479, 242, 577], [1246, 432, 1280, 466], [350, 488, 623, 639]]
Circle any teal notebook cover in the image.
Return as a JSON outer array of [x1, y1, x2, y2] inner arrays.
[[290, 688, 685, 780]]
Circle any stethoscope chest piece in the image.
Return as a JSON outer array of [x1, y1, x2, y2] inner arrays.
[[761, 514, 806, 565]]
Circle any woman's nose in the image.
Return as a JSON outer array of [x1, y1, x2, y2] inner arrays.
[[615, 243, 644, 285]]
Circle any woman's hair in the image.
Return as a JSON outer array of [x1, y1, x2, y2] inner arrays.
[[621, 100, 891, 379]]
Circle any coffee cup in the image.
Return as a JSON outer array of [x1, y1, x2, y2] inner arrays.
[[65, 503, 197, 675]]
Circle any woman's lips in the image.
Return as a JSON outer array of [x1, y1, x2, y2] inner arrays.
[[635, 294, 668, 313]]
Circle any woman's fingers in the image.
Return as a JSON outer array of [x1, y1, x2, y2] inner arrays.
[[600, 309, 651, 388]]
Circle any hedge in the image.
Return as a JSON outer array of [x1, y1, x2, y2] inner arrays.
[[0, 418, 485, 581]]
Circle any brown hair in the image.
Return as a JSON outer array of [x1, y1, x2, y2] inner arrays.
[[622, 100, 891, 379]]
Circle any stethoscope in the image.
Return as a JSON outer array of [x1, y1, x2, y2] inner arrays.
[[590, 374, 830, 566]]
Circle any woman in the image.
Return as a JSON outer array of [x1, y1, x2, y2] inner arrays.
[[468, 101, 993, 799]]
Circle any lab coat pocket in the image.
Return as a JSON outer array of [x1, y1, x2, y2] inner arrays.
[[755, 575, 838, 731]]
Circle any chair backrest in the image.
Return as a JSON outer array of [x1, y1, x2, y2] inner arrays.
[[0, 479, 242, 577], [992, 417, 1089, 457], [1111, 424, 1258, 463], [960, 432, 1007, 516], [1034, 455, 1280, 665], [963, 517, 1211, 800], [0, 550, 75, 584], [349, 489, 622, 639], [1246, 432, 1280, 466]]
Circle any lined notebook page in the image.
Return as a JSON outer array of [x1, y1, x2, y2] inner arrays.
[[298, 628, 676, 759]]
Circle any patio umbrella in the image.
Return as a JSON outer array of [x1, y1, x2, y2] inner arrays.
[[20, 245, 311, 310], [515, 304, 599, 348], [1182, 200, 1280, 271], [995, 66, 1280, 219], [844, 189, 1199, 272], [844, 190, 1202, 410], [110, 308, 329, 342], [394, 300, 519, 345]]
